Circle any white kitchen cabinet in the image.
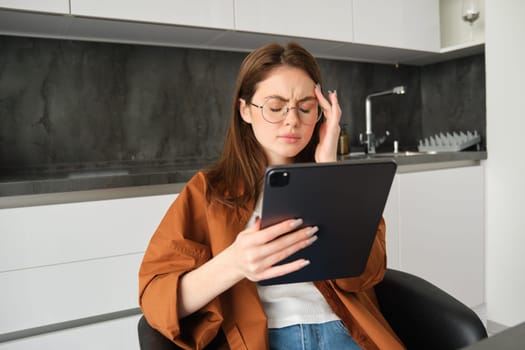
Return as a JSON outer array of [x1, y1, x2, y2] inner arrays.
[[0, 193, 176, 342], [0, 0, 468, 65], [70, 0, 234, 30], [234, 0, 353, 42], [384, 164, 485, 308], [353, 0, 440, 52], [0, 0, 69, 14], [0, 315, 141, 350], [0, 254, 142, 334], [439, 0, 485, 49], [0, 195, 176, 272]]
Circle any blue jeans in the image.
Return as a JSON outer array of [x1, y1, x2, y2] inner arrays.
[[268, 320, 363, 350]]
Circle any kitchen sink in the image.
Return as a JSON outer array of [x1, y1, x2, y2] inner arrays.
[[340, 150, 437, 161], [371, 151, 433, 157]]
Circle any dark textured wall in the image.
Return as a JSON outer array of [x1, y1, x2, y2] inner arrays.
[[318, 59, 421, 152], [0, 36, 242, 172], [420, 54, 486, 142], [0, 35, 485, 172]]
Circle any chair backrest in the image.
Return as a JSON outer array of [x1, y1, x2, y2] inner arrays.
[[375, 269, 488, 350]]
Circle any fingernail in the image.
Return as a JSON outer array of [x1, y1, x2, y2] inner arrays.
[[315, 83, 321, 90], [290, 218, 303, 229], [306, 226, 319, 236], [307, 235, 318, 245], [330, 90, 337, 96], [301, 260, 311, 267]]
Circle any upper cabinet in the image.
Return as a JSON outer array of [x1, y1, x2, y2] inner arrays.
[[0, 0, 69, 14], [0, 0, 481, 64], [439, 0, 485, 50], [70, 0, 235, 30], [352, 0, 440, 52], [234, 0, 353, 43]]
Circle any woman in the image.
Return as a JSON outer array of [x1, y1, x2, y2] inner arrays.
[[139, 42, 404, 350]]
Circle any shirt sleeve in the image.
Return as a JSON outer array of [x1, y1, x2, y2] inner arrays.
[[332, 217, 387, 292], [138, 172, 223, 349]]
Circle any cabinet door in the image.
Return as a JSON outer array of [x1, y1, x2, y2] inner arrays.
[[0, 315, 141, 350], [353, 0, 440, 52], [0, 0, 69, 14], [383, 175, 401, 270], [70, 0, 234, 30], [234, 0, 353, 42], [398, 165, 484, 308], [0, 193, 176, 334]]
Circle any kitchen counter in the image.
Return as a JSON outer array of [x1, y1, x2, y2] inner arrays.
[[0, 151, 487, 209], [340, 150, 487, 173]]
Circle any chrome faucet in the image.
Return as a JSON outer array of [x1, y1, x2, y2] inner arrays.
[[361, 85, 406, 154]]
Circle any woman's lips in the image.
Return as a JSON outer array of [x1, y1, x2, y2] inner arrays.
[[278, 134, 301, 143]]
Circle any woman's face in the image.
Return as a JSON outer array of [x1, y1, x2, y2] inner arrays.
[[239, 66, 318, 165]]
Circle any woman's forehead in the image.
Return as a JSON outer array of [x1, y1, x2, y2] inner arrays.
[[254, 66, 315, 98]]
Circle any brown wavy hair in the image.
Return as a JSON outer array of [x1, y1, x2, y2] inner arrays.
[[205, 42, 323, 209]]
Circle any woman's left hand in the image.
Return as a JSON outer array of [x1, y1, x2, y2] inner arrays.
[[314, 84, 342, 163]]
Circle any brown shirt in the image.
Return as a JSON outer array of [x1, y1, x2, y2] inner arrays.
[[139, 172, 404, 350]]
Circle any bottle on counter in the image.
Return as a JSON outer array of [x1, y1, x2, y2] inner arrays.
[[338, 124, 350, 155]]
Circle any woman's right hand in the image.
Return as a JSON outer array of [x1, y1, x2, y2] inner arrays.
[[225, 218, 319, 282], [177, 218, 318, 318]]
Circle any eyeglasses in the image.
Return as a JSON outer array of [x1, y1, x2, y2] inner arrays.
[[249, 97, 323, 125]]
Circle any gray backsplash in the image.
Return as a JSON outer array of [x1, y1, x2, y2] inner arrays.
[[420, 54, 486, 141], [0, 35, 485, 173]]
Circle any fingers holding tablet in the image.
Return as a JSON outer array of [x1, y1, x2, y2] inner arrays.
[[230, 218, 319, 282]]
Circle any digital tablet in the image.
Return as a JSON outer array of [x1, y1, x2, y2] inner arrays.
[[259, 159, 397, 285]]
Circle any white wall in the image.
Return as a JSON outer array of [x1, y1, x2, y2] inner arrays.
[[485, 0, 525, 327]]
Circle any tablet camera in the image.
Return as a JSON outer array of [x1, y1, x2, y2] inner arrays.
[[268, 170, 289, 187]]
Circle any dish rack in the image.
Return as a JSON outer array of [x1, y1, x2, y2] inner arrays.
[[418, 131, 481, 152]]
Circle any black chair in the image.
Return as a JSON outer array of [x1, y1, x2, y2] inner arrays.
[[375, 269, 487, 349], [138, 269, 488, 350]]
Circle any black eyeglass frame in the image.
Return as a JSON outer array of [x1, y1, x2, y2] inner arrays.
[[249, 98, 323, 125]]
